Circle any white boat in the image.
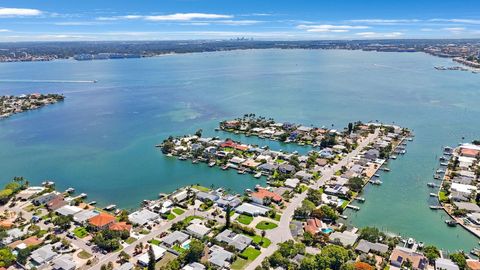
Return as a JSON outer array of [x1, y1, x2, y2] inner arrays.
[[391, 155, 397, 160], [208, 161, 216, 167], [104, 204, 116, 211], [407, 238, 414, 245], [65, 188, 75, 193], [254, 172, 262, 178]]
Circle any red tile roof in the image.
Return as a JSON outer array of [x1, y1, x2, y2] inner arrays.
[[251, 188, 282, 202], [88, 212, 116, 228], [468, 260, 480, 270], [109, 222, 132, 231], [304, 218, 322, 235], [461, 148, 480, 157]]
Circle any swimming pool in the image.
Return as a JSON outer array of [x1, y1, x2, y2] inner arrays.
[[321, 228, 334, 234]]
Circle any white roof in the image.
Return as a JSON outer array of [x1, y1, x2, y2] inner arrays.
[[128, 209, 159, 225], [284, 178, 300, 188], [460, 143, 480, 151], [235, 202, 270, 216], [138, 245, 166, 265], [451, 183, 477, 194], [73, 210, 99, 223], [187, 223, 211, 237], [56, 205, 83, 216]]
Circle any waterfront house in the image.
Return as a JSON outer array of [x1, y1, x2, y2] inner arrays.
[[460, 145, 480, 158], [128, 209, 159, 226], [258, 163, 277, 173], [88, 212, 116, 230], [235, 202, 270, 216], [215, 229, 252, 251], [364, 149, 380, 160], [216, 195, 242, 209], [137, 245, 167, 267], [250, 188, 283, 205], [467, 213, 480, 225], [73, 210, 99, 225], [278, 163, 295, 174], [161, 231, 189, 247], [109, 222, 132, 232], [46, 195, 67, 211], [32, 191, 60, 205], [467, 260, 480, 270], [196, 191, 220, 202], [170, 189, 189, 202], [242, 159, 261, 169], [454, 202, 480, 213], [435, 258, 459, 270], [324, 185, 349, 197], [330, 230, 359, 247], [208, 245, 233, 268], [55, 205, 83, 217], [389, 247, 428, 270]]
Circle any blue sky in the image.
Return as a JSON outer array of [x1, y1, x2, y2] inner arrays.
[[1, 0, 480, 41]]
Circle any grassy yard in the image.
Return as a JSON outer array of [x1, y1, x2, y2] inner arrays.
[[191, 185, 210, 192], [439, 191, 449, 202], [149, 239, 161, 246], [125, 237, 137, 244], [231, 258, 249, 270], [241, 247, 261, 260], [77, 250, 92, 259], [172, 208, 185, 215], [166, 213, 176, 220], [341, 200, 350, 210], [184, 216, 204, 224], [250, 235, 271, 248], [73, 227, 88, 238], [155, 252, 177, 270], [271, 213, 281, 221], [236, 214, 254, 225], [255, 221, 278, 230], [172, 244, 185, 254]]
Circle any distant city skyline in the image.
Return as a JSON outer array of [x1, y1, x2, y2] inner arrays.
[[1, 0, 480, 41]]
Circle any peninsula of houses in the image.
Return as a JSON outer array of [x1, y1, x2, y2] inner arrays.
[[0, 94, 64, 119], [0, 115, 475, 270]]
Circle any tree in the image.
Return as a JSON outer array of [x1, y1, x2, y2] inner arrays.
[[225, 204, 231, 229], [347, 177, 364, 192], [0, 248, 15, 267], [118, 250, 131, 263], [354, 262, 373, 270], [53, 215, 73, 231], [184, 239, 204, 263], [0, 189, 13, 204], [359, 227, 385, 243], [148, 245, 156, 270], [315, 245, 352, 270], [300, 256, 317, 270], [307, 188, 323, 205], [423, 245, 440, 264], [449, 253, 467, 270], [16, 248, 31, 265], [348, 123, 353, 134]]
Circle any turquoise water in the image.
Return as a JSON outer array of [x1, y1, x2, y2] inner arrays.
[[0, 49, 480, 251]]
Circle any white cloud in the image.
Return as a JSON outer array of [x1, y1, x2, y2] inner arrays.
[[356, 31, 403, 38], [97, 13, 233, 22], [443, 27, 466, 31], [431, 19, 480, 24], [349, 19, 420, 25], [298, 24, 369, 33], [0, 7, 42, 17], [0, 29, 10, 32]]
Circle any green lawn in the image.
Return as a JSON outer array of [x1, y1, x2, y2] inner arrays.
[[341, 200, 349, 209], [149, 239, 161, 246], [166, 213, 176, 220], [125, 237, 136, 244], [231, 258, 249, 270], [250, 235, 271, 248], [184, 216, 204, 224], [77, 250, 92, 259], [191, 185, 210, 192], [439, 191, 449, 202], [236, 214, 254, 225], [73, 227, 88, 238], [255, 221, 278, 230], [272, 213, 281, 221], [172, 244, 185, 254], [173, 208, 185, 215], [241, 247, 261, 260]]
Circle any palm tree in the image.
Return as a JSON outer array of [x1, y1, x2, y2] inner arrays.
[[225, 205, 232, 229]]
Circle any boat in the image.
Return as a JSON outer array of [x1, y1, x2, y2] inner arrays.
[[436, 169, 445, 173], [166, 153, 173, 157], [382, 167, 391, 172], [407, 138, 413, 141], [222, 165, 229, 170], [440, 162, 448, 166], [208, 161, 216, 167], [430, 205, 443, 210], [104, 204, 116, 211], [354, 197, 366, 202], [471, 248, 480, 257], [65, 188, 75, 193], [238, 169, 246, 174], [418, 242, 424, 249], [178, 156, 187, 161], [433, 174, 441, 180], [391, 155, 397, 160], [89, 201, 97, 205], [78, 193, 87, 198], [374, 174, 380, 177], [407, 238, 414, 246], [192, 159, 198, 164], [369, 179, 383, 185], [427, 182, 437, 188], [254, 172, 262, 178], [429, 193, 438, 197], [439, 156, 447, 161], [445, 219, 458, 227]]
